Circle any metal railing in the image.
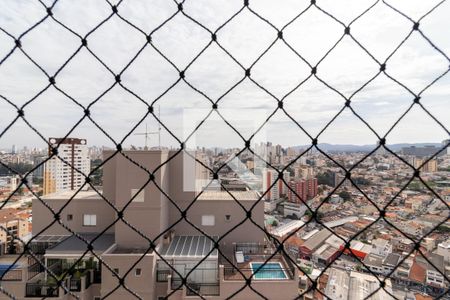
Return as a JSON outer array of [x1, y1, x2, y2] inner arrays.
[[69, 277, 81, 292], [25, 283, 59, 298], [156, 269, 171, 282], [186, 283, 220, 296]]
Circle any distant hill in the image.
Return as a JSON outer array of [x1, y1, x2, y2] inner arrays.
[[293, 143, 443, 153]]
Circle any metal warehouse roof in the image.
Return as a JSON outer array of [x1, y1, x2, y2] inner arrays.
[[160, 235, 219, 258]]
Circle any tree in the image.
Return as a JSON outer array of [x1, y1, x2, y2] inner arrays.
[[408, 181, 422, 191], [317, 186, 324, 195], [90, 159, 103, 186], [338, 191, 351, 201], [317, 171, 334, 187], [354, 177, 371, 186], [0, 163, 34, 176]]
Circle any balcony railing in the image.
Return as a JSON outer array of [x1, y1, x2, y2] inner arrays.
[[156, 269, 171, 282], [69, 277, 81, 292], [234, 243, 276, 255], [27, 260, 43, 281], [25, 283, 59, 298], [186, 283, 220, 296]]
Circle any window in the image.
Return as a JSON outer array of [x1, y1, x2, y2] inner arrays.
[[83, 214, 97, 226], [94, 297, 101, 300], [225, 214, 231, 222], [131, 189, 145, 202], [201, 215, 215, 226], [135, 268, 142, 276], [67, 214, 73, 221]]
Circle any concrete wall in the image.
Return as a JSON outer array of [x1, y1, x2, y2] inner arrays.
[[32, 197, 115, 236], [103, 150, 171, 248], [100, 252, 155, 300], [171, 199, 265, 251], [0, 281, 26, 299]]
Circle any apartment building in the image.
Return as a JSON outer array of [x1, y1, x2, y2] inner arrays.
[[370, 238, 392, 258], [0, 208, 29, 254], [0, 150, 298, 299], [287, 178, 318, 204], [43, 138, 90, 195], [262, 168, 280, 201]]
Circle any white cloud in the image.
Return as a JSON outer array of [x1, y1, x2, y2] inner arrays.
[[0, 0, 448, 149]]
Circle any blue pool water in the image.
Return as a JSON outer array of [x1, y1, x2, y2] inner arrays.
[[0, 264, 17, 276], [251, 262, 287, 280]]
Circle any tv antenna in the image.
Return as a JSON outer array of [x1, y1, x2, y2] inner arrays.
[[134, 106, 161, 150]]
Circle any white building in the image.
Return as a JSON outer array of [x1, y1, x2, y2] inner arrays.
[[279, 170, 290, 196], [43, 138, 90, 195], [437, 239, 450, 262], [283, 201, 307, 218], [370, 238, 392, 258]]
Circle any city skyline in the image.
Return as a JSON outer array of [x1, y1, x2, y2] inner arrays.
[[0, 1, 449, 299], [0, 0, 449, 149]]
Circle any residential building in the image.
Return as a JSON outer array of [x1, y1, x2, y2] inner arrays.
[[43, 138, 90, 195], [0, 208, 30, 254], [437, 239, 450, 262], [409, 157, 438, 173], [287, 178, 318, 204], [370, 238, 392, 258], [1, 150, 299, 300], [283, 201, 307, 218], [262, 168, 280, 201]]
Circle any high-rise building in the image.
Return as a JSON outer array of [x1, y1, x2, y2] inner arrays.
[[43, 138, 90, 195], [294, 165, 314, 179], [32, 155, 46, 179], [409, 157, 438, 173], [262, 168, 280, 201], [288, 178, 318, 204], [278, 170, 290, 196], [443, 139, 450, 155]]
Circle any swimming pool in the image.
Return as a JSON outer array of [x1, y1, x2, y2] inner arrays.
[[0, 264, 18, 276], [250, 262, 287, 280]]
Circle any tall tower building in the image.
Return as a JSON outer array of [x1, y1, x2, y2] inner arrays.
[[43, 138, 90, 195], [262, 168, 280, 201], [278, 170, 290, 196]]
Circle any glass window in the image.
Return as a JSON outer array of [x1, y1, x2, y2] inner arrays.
[[201, 215, 215, 226], [131, 189, 145, 202], [83, 214, 96, 226]]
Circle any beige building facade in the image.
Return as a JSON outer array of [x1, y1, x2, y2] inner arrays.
[[0, 150, 298, 299]]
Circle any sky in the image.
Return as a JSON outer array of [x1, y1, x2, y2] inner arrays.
[[0, 0, 449, 149]]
